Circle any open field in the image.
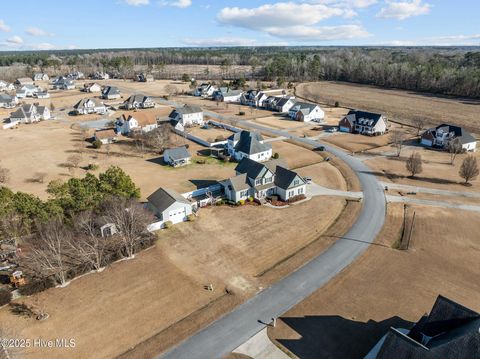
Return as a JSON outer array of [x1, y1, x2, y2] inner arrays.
[[296, 162, 347, 191], [364, 144, 480, 192], [270, 141, 324, 169], [297, 81, 480, 133], [268, 203, 480, 358], [188, 125, 233, 142], [0, 194, 347, 359], [253, 115, 313, 130]]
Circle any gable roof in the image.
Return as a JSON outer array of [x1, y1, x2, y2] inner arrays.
[[290, 102, 318, 112], [235, 157, 268, 179], [10, 104, 36, 119], [74, 98, 103, 109], [147, 187, 191, 213], [0, 94, 15, 104], [223, 173, 250, 192], [94, 128, 117, 140], [229, 131, 271, 155], [375, 295, 480, 359], [174, 104, 202, 115], [344, 110, 384, 127], [121, 112, 157, 127], [433, 124, 476, 145], [124, 94, 151, 105], [103, 86, 120, 95], [164, 146, 191, 161], [275, 166, 305, 190]]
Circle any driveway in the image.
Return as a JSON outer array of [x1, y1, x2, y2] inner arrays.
[[159, 108, 387, 359]]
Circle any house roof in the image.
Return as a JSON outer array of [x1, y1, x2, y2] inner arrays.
[[344, 110, 384, 127], [94, 129, 117, 140], [121, 112, 157, 127], [229, 131, 271, 155], [74, 98, 103, 109], [375, 295, 480, 359], [274, 166, 304, 190], [290, 102, 319, 113], [16, 77, 33, 83], [147, 187, 191, 213], [175, 104, 202, 115], [433, 124, 476, 145], [103, 86, 120, 95], [218, 88, 243, 96], [223, 173, 250, 192], [235, 157, 268, 179], [124, 94, 151, 105], [0, 94, 14, 103], [164, 146, 191, 161], [10, 104, 35, 119]]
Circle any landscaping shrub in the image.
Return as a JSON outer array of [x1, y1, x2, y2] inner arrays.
[[92, 139, 102, 149], [248, 196, 254, 202], [187, 214, 195, 221], [288, 194, 307, 203], [238, 111, 245, 116], [86, 163, 99, 171], [272, 152, 280, 159], [0, 289, 12, 306], [238, 199, 246, 205], [163, 221, 173, 229], [334, 101, 340, 107], [19, 278, 54, 296]]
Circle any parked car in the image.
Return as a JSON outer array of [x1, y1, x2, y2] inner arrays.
[[304, 176, 312, 184], [327, 127, 338, 133], [317, 146, 325, 151]]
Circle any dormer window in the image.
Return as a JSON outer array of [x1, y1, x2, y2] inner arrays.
[[255, 178, 262, 185]]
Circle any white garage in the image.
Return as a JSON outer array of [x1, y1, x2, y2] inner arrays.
[[147, 187, 193, 225]]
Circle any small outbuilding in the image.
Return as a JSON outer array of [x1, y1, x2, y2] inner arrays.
[[147, 187, 193, 225], [163, 146, 191, 167]]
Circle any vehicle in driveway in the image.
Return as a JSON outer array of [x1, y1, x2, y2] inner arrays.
[[304, 176, 312, 184], [327, 127, 338, 133]]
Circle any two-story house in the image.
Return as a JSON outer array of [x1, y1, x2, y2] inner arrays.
[[116, 112, 158, 136], [195, 83, 217, 97], [123, 94, 155, 110], [339, 110, 388, 136], [169, 105, 204, 127], [227, 130, 272, 162], [73, 98, 107, 115], [289, 102, 325, 122], [421, 124, 476, 152]]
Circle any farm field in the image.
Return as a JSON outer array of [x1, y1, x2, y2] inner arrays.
[[297, 81, 480, 133], [268, 203, 480, 358], [0, 194, 347, 359]]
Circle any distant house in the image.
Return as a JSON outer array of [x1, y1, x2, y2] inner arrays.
[[212, 87, 243, 103], [241, 90, 270, 108], [289, 102, 324, 122], [34, 91, 50, 99], [163, 146, 192, 167], [16, 84, 40, 98], [0, 94, 18, 109], [91, 72, 109, 80], [227, 130, 272, 162], [338, 110, 388, 136], [169, 105, 204, 127], [195, 83, 217, 97], [102, 86, 121, 100], [94, 129, 118, 144], [33, 73, 49, 81], [115, 113, 158, 135], [421, 124, 476, 152], [15, 77, 34, 86], [9, 103, 50, 123], [147, 187, 193, 225], [123, 94, 155, 110], [73, 98, 107, 115], [136, 73, 154, 82], [221, 157, 306, 202], [83, 83, 102, 93], [264, 96, 296, 113], [67, 71, 84, 80], [364, 295, 480, 359], [52, 77, 75, 90], [0, 81, 14, 92]]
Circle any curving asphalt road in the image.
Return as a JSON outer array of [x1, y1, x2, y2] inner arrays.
[[158, 111, 387, 359]]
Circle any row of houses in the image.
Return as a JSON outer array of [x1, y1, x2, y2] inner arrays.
[[5, 103, 51, 125]]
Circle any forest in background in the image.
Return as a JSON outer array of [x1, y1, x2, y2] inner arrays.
[[0, 46, 480, 98]]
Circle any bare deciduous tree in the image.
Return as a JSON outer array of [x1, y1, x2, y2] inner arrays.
[[459, 155, 479, 185], [406, 152, 423, 178], [412, 118, 426, 136], [31, 172, 47, 184], [103, 197, 153, 258], [390, 129, 406, 157], [25, 220, 74, 286], [143, 124, 171, 152], [0, 166, 11, 185], [66, 154, 82, 169], [165, 84, 178, 97], [447, 138, 463, 165]]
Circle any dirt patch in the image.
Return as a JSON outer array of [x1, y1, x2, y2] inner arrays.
[[268, 204, 480, 358]]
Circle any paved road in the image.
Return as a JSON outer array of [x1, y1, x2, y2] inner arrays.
[[160, 111, 387, 359]]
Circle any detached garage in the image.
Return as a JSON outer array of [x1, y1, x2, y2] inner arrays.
[[147, 187, 193, 225]]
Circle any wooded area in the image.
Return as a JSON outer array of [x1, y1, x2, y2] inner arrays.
[[1, 46, 480, 98]]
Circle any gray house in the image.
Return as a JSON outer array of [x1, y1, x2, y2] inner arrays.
[[227, 131, 272, 162], [221, 157, 306, 202], [0, 94, 18, 109], [163, 146, 192, 167], [102, 86, 121, 100], [147, 187, 193, 225], [123, 94, 155, 110]]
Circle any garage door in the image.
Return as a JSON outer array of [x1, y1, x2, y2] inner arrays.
[[421, 139, 432, 147], [339, 126, 350, 133], [168, 208, 186, 224]]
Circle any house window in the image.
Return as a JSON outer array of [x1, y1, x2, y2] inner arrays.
[[265, 177, 272, 183], [298, 188, 303, 194], [240, 190, 248, 197], [293, 179, 299, 186], [255, 179, 262, 185]]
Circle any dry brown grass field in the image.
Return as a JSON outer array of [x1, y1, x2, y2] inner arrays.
[[268, 203, 480, 358], [297, 81, 480, 133]]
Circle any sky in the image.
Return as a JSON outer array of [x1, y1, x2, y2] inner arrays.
[[0, 0, 479, 50]]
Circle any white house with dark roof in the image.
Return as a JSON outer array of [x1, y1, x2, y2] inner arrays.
[[123, 94, 155, 110], [83, 82, 102, 93], [147, 187, 193, 225], [0, 81, 15, 92], [34, 91, 50, 99], [102, 86, 121, 100], [15, 77, 34, 86], [213, 87, 243, 103], [227, 130, 272, 162], [73, 98, 107, 115], [33, 73, 49, 81], [16, 84, 40, 98], [52, 77, 75, 90], [163, 146, 192, 167], [289, 102, 324, 122], [0, 94, 18, 109], [169, 105, 204, 126], [339, 110, 388, 136], [9, 104, 50, 123], [221, 157, 306, 202], [421, 124, 476, 152], [195, 83, 217, 97]]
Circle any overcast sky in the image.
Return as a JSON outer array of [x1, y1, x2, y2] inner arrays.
[[0, 0, 479, 50]]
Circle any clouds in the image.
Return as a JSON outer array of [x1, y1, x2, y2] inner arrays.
[[160, 0, 192, 8], [377, 0, 431, 20], [26, 27, 53, 37], [0, 20, 11, 32], [6, 35, 23, 45], [387, 34, 480, 46], [217, 2, 370, 41], [182, 37, 257, 46], [124, 0, 149, 5]]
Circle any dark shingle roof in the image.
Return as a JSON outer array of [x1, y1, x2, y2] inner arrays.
[[229, 131, 271, 155], [434, 124, 476, 145], [164, 146, 191, 161], [345, 110, 383, 126], [175, 104, 202, 115], [223, 173, 250, 192], [235, 157, 267, 179], [274, 166, 304, 190], [147, 188, 190, 213]]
